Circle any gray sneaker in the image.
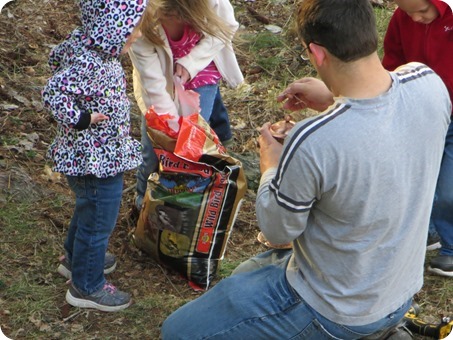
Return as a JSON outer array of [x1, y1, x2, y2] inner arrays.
[[361, 322, 412, 340], [57, 252, 117, 280], [426, 233, 441, 251], [66, 282, 131, 312], [428, 255, 453, 277]]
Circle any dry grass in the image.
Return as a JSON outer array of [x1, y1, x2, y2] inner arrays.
[[0, 0, 451, 339]]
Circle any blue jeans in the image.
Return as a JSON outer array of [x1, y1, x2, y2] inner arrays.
[[431, 119, 453, 256], [135, 115, 159, 207], [194, 84, 232, 142], [161, 250, 411, 340], [135, 84, 232, 208], [65, 173, 124, 294]]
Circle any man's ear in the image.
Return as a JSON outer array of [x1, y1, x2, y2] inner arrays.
[[309, 43, 326, 67]]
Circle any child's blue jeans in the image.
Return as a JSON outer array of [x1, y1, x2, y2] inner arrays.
[[135, 84, 231, 209], [195, 84, 232, 142], [431, 119, 453, 256], [65, 173, 124, 295], [161, 250, 411, 339]]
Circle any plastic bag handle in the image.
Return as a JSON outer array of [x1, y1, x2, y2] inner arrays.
[[174, 76, 201, 117]]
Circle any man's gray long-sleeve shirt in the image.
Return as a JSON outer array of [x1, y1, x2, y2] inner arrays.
[[257, 63, 451, 326]]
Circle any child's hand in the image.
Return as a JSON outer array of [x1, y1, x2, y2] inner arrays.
[[90, 113, 109, 124], [277, 77, 334, 112], [175, 63, 190, 84]]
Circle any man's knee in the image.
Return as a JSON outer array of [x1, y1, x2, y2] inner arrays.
[[161, 312, 182, 340]]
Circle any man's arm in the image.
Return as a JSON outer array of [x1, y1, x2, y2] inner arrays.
[[256, 123, 313, 245], [277, 77, 334, 112]]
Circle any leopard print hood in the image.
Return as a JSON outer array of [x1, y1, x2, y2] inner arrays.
[[80, 0, 146, 57], [49, 0, 146, 73]]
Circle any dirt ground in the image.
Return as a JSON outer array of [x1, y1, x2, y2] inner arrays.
[[0, 0, 451, 339]]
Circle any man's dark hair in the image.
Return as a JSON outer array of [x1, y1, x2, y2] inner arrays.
[[296, 0, 378, 62]]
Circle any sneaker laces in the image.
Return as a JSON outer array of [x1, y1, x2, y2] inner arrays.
[[103, 282, 117, 294]]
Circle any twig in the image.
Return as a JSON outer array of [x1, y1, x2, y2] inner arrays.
[[122, 184, 135, 194], [63, 310, 83, 323], [157, 264, 184, 298], [246, 6, 271, 24]]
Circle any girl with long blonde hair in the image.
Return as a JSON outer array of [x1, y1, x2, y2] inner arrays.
[[129, 0, 244, 210]]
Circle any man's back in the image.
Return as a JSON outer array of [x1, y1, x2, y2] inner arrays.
[[263, 63, 451, 325]]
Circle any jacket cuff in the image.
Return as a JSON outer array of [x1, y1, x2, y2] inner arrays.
[[74, 112, 91, 130]]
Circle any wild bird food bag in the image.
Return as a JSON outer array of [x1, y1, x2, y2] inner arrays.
[[133, 85, 247, 289]]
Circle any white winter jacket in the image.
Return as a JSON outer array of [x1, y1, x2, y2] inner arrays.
[[129, 0, 244, 117]]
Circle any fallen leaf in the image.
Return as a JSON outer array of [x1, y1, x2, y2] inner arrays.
[[42, 165, 61, 183], [18, 139, 34, 151], [39, 323, 51, 332], [6, 88, 30, 106], [265, 24, 283, 34], [232, 119, 247, 130], [59, 303, 71, 319], [23, 132, 39, 144], [71, 324, 84, 333], [0, 104, 19, 111], [24, 66, 35, 76]]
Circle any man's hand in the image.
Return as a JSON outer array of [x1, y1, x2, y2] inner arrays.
[[175, 63, 191, 85], [258, 122, 283, 173], [277, 77, 334, 112], [90, 113, 109, 124]]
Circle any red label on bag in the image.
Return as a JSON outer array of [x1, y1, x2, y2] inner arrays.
[[155, 149, 212, 177], [196, 173, 227, 253]]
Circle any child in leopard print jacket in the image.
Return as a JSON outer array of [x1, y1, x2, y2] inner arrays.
[[42, 0, 147, 312]]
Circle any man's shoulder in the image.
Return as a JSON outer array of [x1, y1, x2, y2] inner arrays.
[[391, 62, 451, 120], [392, 62, 435, 79], [391, 62, 448, 92]]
